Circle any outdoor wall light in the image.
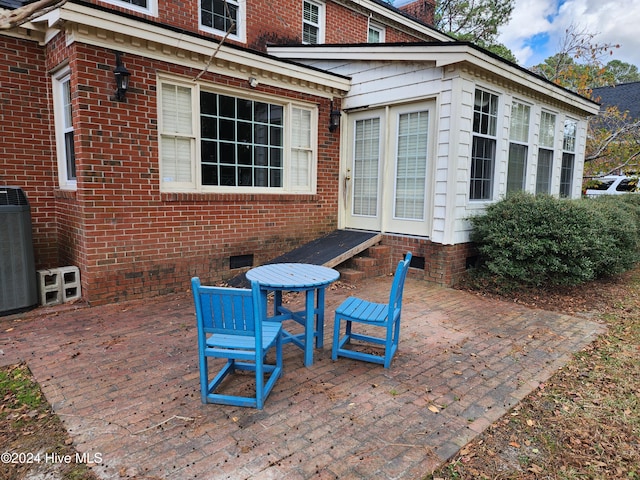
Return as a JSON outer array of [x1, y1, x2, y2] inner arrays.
[[248, 76, 259, 88], [329, 101, 341, 132], [113, 52, 131, 102]]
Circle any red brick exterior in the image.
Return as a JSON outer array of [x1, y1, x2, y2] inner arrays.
[[382, 235, 475, 287], [0, 37, 58, 268], [1, 0, 446, 305], [398, 0, 436, 27]]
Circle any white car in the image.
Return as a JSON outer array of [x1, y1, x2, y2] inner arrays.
[[584, 175, 638, 197]]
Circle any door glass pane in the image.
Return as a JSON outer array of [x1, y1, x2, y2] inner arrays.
[[395, 111, 428, 220], [353, 118, 380, 217]]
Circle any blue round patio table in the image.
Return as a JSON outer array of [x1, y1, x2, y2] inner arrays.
[[246, 263, 340, 367]]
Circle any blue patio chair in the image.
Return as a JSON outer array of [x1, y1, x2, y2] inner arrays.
[[332, 252, 412, 368], [191, 277, 283, 409]]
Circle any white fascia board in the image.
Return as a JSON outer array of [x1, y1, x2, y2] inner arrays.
[[38, 2, 351, 96], [269, 44, 600, 115]]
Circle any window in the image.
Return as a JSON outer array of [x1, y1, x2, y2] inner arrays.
[[368, 22, 385, 43], [353, 118, 381, 216], [53, 69, 76, 190], [159, 78, 316, 193], [507, 101, 530, 193], [200, 0, 246, 42], [560, 119, 577, 197], [536, 111, 556, 194], [470, 89, 498, 200], [101, 0, 158, 15], [303, 0, 324, 44], [395, 111, 428, 220]]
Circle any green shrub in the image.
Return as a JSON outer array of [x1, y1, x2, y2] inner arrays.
[[469, 192, 640, 288]]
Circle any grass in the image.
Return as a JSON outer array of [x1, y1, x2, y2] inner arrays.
[[0, 363, 99, 480]]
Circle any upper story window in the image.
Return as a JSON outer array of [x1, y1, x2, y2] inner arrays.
[[560, 119, 577, 197], [200, 0, 246, 43], [159, 76, 317, 194], [368, 21, 385, 43], [470, 88, 499, 201], [536, 110, 556, 194], [303, 0, 325, 44], [507, 101, 531, 193], [52, 68, 76, 190], [101, 0, 158, 16]]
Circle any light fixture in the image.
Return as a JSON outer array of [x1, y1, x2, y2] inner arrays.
[[329, 101, 341, 132], [113, 52, 131, 102], [248, 76, 259, 88]]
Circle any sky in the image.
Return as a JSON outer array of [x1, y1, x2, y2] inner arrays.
[[497, 0, 640, 69]]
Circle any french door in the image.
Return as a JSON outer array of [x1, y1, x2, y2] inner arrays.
[[343, 102, 432, 236]]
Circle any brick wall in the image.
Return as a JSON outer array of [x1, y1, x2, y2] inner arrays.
[[89, 0, 436, 52], [0, 36, 59, 269], [43, 42, 341, 305], [398, 0, 436, 26], [382, 235, 475, 286]]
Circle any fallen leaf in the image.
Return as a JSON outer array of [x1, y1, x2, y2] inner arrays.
[[509, 441, 520, 448], [428, 405, 439, 413], [528, 464, 543, 474]]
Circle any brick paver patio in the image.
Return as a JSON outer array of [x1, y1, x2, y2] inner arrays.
[[1, 276, 605, 479]]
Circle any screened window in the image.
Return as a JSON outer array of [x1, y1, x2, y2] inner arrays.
[[395, 111, 428, 220], [159, 79, 316, 193], [303, 0, 324, 44], [200, 0, 245, 42], [507, 101, 530, 193], [560, 119, 577, 197], [53, 69, 76, 190], [470, 89, 498, 200], [353, 118, 381, 216], [536, 111, 556, 194]]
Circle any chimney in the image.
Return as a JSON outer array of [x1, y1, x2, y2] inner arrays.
[[398, 0, 436, 26]]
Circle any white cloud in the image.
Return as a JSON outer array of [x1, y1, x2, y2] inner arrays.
[[498, 0, 640, 68]]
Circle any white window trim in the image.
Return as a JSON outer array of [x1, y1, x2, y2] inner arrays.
[[560, 117, 578, 197], [368, 20, 386, 43], [52, 67, 76, 191], [302, 0, 326, 45], [506, 100, 532, 193], [469, 87, 500, 202], [158, 75, 318, 194], [101, 0, 158, 17], [199, 0, 247, 43]]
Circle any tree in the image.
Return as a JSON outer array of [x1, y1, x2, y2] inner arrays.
[[605, 60, 640, 84], [434, 0, 514, 46], [528, 24, 640, 176], [530, 24, 620, 96], [584, 107, 640, 176]]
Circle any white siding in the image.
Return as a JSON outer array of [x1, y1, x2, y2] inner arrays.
[[291, 57, 593, 246]]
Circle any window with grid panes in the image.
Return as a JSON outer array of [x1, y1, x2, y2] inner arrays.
[[536, 111, 556, 194], [303, 0, 323, 44], [102, 0, 157, 15], [470, 89, 498, 200], [200, 0, 245, 41], [159, 79, 315, 193]]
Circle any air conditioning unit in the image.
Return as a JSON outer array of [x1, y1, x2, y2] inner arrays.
[[0, 187, 37, 315]]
